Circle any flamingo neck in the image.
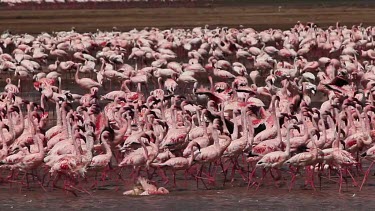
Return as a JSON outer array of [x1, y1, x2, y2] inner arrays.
[[140, 138, 149, 160], [102, 138, 113, 158], [85, 133, 94, 163], [232, 111, 239, 140], [56, 103, 62, 126], [0, 126, 7, 153], [285, 127, 292, 157], [188, 144, 196, 167], [36, 134, 45, 157]]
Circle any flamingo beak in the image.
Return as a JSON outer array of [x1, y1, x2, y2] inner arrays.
[[80, 134, 86, 143], [196, 143, 201, 152], [315, 130, 321, 140], [3, 124, 9, 131], [340, 140, 346, 150], [25, 143, 31, 153], [58, 97, 65, 102], [293, 125, 300, 133], [340, 129, 346, 138], [290, 115, 299, 122]]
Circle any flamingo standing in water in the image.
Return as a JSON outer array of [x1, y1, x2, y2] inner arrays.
[[284, 129, 322, 191], [253, 124, 300, 186], [75, 64, 102, 90], [153, 141, 200, 186]]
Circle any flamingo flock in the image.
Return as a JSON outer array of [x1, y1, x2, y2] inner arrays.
[[1, 22, 375, 195]]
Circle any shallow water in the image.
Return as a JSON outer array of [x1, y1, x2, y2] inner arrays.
[[1, 175, 375, 211]]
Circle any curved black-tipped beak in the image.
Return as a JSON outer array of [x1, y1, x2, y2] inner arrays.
[[290, 115, 299, 122], [25, 143, 31, 153], [76, 115, 84, 123], [79, 134, 86, 142], [11, 106, 20, 113], [3, 124, 9, 131], [340, 129, 346, 138], [78, 125, 85, 132], [315, 130, 321, 140], [196, 143, 201, 152], [340, 140, 346, 150], [293, 125, 300, 133]]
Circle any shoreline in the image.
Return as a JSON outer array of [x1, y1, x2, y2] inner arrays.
[[1, 2, 375, 34]]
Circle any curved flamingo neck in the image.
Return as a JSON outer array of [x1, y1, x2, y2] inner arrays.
[[36, 134, 45, 157], [73, 132, 82, 162], [285, 126, 293, 157], [188, 143, 197, 167], [139, 137, 149, 160], [232, 110, 239, 140], [56, 103, 62, 126], [101, 135, 113, 158], [6, 111, 15, 142], [0, 125, 8, 153], [212, 126, 220, 147], [74, 65, 81, 83], [334, 108, 341, 149], [320, 118, 327, 144], [13, 105, 24, 139], [362, 109, 371, 132], [273, 100, 282, 145], [242, 108, 249, 143], [84, 132, 94, 163]]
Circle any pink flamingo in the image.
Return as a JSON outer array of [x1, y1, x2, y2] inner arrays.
[[154, 141, 200, 186], [75, 64, 102, 90]]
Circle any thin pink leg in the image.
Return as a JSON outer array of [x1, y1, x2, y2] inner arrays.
[[360, 161, 374, 191], [345, 167, 357, 187], [289, 167, 299, 192], [339, 168, 343, 193], [308, 167, 316, 191], [247, 167, 257, 190]]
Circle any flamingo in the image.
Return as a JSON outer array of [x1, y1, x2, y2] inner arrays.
[[123, 177, 169, 196], [75, 64, 102, 90], [154, 141, 200, 186]]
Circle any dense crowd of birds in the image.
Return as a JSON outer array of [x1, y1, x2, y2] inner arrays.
[[0, 22, 375, 195]]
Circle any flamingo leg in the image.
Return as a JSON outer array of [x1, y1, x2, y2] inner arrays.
[[158, 168, 169, 185], [255, 168, 268, 191], [338, 168, 344, 193], [360, 161, 374, 191], [308, 167, 316, 191], [345, 167, 357, 187], [288, 166, 299, 192], [195, 164, 209, 190], [219, 160, 228, 186], [228, 161, 236, 184], [247, 166, 257, 190]]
